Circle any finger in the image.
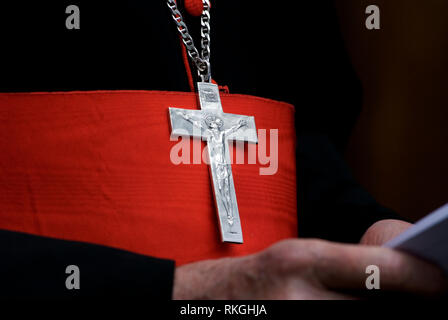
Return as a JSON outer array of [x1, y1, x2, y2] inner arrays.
[[360, 219, 412, 246], [308, 240, 447, 295]]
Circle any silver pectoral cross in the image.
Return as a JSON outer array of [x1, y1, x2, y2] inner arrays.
[[169, 82, 258, 243]]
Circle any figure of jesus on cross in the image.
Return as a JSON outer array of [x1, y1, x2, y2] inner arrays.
[[178, 112, 247, 228], [169, 82, 258, 243]]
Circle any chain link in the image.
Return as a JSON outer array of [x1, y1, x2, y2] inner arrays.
[[167, 0, 212, 82]]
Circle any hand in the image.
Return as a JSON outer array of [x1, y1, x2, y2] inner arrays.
[[361, 219, 413, 246], [238, 119, 247, 127], [177, 111, 187, 119], [173, 239, 447, 299]]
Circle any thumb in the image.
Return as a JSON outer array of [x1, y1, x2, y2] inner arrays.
[[360, 219, 412, 246]]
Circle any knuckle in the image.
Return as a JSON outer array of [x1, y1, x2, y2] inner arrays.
[[256, 239, 325, 274]]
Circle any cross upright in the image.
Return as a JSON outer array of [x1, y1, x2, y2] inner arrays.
[[169, 82, 258, 243]]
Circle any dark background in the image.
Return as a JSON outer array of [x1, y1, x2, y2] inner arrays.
[[334, 0, 448, 221]]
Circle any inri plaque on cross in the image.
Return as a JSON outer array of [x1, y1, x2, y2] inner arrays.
[[169, 82, 258, 243]]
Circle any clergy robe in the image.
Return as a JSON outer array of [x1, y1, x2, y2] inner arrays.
[[0, 0, 402, 299]]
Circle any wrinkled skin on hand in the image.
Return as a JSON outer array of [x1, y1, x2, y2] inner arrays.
[[173, 220, 447, 300]]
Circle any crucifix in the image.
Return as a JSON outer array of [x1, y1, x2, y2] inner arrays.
[[169, 82, 258, 243]]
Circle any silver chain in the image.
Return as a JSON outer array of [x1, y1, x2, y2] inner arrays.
[[167, 0, 212, 82]]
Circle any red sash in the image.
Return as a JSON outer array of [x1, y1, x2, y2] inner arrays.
[[0, 91, 297, 266]]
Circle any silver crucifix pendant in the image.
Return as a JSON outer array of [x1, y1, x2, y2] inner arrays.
[[169, 82, 258, 243]]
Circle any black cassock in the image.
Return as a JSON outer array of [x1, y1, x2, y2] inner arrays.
[[0, 0, 402, 299]]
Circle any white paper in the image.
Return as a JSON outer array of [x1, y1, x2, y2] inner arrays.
[[384, 203, 448, 274]]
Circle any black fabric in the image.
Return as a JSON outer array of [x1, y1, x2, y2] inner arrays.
[[297, 134, 404, 242], [0, 229, 174, 300], [0, 0, 403, 298]]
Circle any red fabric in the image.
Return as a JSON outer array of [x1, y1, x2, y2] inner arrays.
[[0, 90, 297, 266], [185, 0, 205, 17], [179, 36, 196, 92]]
